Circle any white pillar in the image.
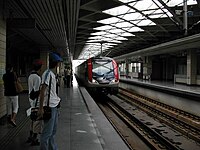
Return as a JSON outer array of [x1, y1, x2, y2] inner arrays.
[[143, 56, 152, 80], [187, 50, 197, 85]]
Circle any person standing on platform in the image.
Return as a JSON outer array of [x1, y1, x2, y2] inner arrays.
[[65, 66, 71, 88], [26, 59, 43, 146], [2, 64, 19, 127], [38, 53, 61, 150], [70, 68, 73, 86], [63, 66, 67, 87]]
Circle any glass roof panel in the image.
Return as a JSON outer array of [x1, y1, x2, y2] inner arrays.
[[120, 32, 135, 36], [97, 17, 123, 24], [129, 0, 159, 10], [118, 12, 145, 21], [130, 20, 141, 25], [165, 0, 197, 7], [112, 21, 134, 28], [143, 10, 157, 15], [90, 31, 107, 35], [88, 36, 103, 39], [124, 26, 144, 32], [100, 37, 114, 41], [104, 43, 118, 46], [108, 28, 125, 34], [79, 0, 198, 60], [87, 39, 102, 43], [94, 25, 113, 30], [149, 13, 172, 19], [103, 33, 118, 38], [137, 19, 156, 26], [148, 14, 165, 19], [115, 36, 128, 40], [103, 5, 133, 16], [110, 40, 122, 43]]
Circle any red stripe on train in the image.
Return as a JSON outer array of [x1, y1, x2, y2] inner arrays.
[[112, 59, 119, 81], [88, 58, 92, 82]]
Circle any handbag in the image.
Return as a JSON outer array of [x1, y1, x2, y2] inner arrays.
[[30, 74, 52, 121], [30, 107, 39, 121], [29, 89, 40, 100], [14, 72, 23, 93], [42, 75, 52, 120], [30, 106, 51, 121], [15, 79, 24, 93]]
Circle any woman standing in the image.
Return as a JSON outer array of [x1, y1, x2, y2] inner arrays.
[[2, 64, 19, 127]]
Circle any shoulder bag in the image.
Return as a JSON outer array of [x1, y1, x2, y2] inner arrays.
[[14, 73, 24, 93], [42, 75, 52, 120], [30, 74, 52, 121]]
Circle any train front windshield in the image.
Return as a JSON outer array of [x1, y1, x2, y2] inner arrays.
[[92, 59, 114, 83]]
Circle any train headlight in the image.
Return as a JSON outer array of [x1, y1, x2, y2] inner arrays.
[[110, 79, 119, 83], [92, 78, 98, 83], [110, 79, 116, 83]]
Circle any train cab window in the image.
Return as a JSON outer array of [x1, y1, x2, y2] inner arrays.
[[92, 59, 114, 80]]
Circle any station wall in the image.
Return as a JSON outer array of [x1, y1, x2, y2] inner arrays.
[[0, 16, 6, 118]]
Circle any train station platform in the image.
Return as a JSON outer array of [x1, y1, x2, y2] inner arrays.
[[120, 77, 200, 95], [120, 77, 200, 116], [0, 77, 129, 150]]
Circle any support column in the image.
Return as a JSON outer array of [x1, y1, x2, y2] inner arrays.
[[40, 50, 49, 73], [125, 60, 129, 78], [121, 63, 126, 77], [125, 59, 132, 78], [187, 50, 197, 85], [143, 56, 152, 80], [0, 14, 7, 118], [183, 0, 188, 36]]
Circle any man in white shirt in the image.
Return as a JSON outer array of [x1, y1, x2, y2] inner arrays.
[[27, 59, 43, 146], [38, 53, 62, 150]]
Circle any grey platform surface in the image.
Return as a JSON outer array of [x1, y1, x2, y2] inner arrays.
[[0, 78, 130, 150], [120, 77, 200, 117], [120, 77, 200, 94]]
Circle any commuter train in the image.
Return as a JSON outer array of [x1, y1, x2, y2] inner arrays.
[[75, 57, 119, 95]]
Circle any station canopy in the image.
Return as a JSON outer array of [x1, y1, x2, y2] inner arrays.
[[3, 0, 200, 60], [78, 0, 199, 59]]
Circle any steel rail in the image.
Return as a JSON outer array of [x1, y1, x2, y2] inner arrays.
[[119, 88, 200, 143]]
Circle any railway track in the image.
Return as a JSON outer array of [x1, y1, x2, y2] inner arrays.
[[98, 101, 151, 150], [118, 88, 200, 143], [99, 100, 180, 150], [108, 94, 200, 150], [90, 90, 200, 150]]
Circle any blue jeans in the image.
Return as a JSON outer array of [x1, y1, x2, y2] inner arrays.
[[40, 107, 58, 150]]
